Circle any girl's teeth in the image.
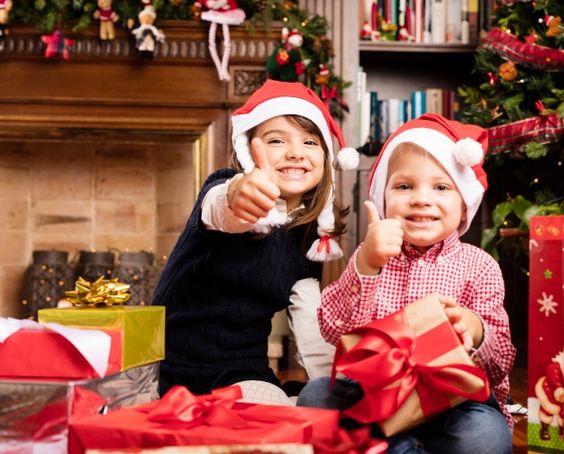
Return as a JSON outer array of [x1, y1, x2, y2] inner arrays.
[[282, 169, 305, 175]]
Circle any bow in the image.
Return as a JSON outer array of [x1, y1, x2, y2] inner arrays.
[[147, 385, 250, 429], [334, 311, 490, 423]]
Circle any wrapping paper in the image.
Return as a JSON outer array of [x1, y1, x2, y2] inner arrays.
[[69, 385, 339, 454], [0, 318, 122, 379], [527, 216, 564, 453], [0, 362, 159, 453], [86, 445, 314, 453], [334, 294, 490, 436], [38, 305, 165, 370]]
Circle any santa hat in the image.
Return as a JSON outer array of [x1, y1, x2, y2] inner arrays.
[[231, 79, 360, 261], [367, 113, 488, 235]]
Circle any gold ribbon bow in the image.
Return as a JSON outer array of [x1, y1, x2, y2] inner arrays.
[[65, 276, 131, 307]]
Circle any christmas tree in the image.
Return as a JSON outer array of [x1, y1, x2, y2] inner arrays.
[[458, 0, 564, 261]]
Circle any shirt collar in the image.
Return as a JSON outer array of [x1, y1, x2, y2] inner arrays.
[[401, 231, 460, 262], [275, 199, 305, 222]]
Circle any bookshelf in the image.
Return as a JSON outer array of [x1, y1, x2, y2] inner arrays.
[[346, 4, 482, 251]]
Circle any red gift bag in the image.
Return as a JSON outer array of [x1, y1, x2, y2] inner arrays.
[[527, 216, 564, 453]]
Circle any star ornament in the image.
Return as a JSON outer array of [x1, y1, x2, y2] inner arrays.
[[544, 268, 553, 279], [537, 291, 558, 317], [41, 30, 75, 60]]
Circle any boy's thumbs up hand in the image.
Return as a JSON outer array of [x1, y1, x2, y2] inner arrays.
[[227, 138, 281, 224], [356, 200, 404, 275]]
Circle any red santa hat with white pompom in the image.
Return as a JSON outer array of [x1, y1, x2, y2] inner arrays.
[[231, 79, 360, 261], [368, 113, 488, 235]]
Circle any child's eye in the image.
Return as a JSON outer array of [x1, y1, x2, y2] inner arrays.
[[396, 183, 411, 190], [267, 138, 284, 144], [304, 139, 319, 146], [435, 184, 450, 191]]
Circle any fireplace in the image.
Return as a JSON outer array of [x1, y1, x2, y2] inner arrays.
[[0, 22, 277, 317]]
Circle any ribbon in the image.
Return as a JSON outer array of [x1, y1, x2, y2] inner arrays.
[[314, 427, 388, 454], [65, 276, 131, 307], [317, 235, 333, 254], [333, 310, 490, 424], [146, 385, 252, 429]]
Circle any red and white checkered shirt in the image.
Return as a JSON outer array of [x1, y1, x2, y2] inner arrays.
[[319, 232, 516, 427]]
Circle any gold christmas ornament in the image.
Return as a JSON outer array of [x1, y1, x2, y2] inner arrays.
[[65, 276, 131, 307], [499, 60, 517, 81]]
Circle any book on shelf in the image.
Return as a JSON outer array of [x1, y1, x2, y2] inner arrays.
[[431, 0, 446, 43], [360, 0, 480, 44], [360, 88, 458, 149]]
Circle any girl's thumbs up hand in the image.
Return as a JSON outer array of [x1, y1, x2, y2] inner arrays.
[[227, 138, 281, 223], [356, 201, 404, 275]]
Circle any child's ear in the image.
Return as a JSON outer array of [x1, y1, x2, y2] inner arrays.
[[461, 205, 467, 223]]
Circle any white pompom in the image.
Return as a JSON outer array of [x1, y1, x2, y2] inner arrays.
[[250, 207, 286, 233], [337, 147, 360, 170], [306, 237, 343, 262], [453, 138, 483, 167]]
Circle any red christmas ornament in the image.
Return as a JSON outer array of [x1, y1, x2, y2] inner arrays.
[[535, 99, 546, 114], [487, 71, 498, 85], [525, 31, 538, 44], [41, 30, 75, 60]]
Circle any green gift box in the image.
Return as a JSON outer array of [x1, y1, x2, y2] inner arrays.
[[38, 306, 165, 370]]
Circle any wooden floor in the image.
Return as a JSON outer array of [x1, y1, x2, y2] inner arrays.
[[510, 367, 528, 454], [280, 366, 530, 452]]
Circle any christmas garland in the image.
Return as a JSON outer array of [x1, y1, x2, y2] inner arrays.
[[1, 0, 350, 118]]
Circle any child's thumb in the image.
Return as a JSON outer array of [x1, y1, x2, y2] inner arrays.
[[364, 200, 381, 224], [250, 138, 271, 173]]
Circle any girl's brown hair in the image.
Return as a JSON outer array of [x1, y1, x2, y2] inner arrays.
[[231, 114, 348, 239]]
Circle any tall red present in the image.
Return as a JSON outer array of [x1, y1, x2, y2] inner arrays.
[[527, 216, 564, 453], [333, 293, 490, 436]]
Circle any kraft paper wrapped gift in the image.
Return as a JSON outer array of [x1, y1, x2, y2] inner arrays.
[[0, 362, 159, 453], [333, 293, 490, 436], [38, 305, 165, 370], [68, 385, 340, 454], [527, 216, 564, 453], [0, 318, 122, 380]]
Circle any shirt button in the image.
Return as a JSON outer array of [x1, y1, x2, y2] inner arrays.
[[351, 285, 359, 294], [335, 319, 344, 327], [417, 258, 424, 266]]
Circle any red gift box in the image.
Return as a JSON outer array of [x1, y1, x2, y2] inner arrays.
[[69, 385, 339, 454], [527, 216, 564, 452], [333, 294, 490, 436], [0, 326, 122, 379]]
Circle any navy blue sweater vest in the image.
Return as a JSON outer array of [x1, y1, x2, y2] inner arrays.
[[153, 169, 322, 395]]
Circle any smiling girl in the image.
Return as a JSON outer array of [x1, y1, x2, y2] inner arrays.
[[152, 80, 359, 405]]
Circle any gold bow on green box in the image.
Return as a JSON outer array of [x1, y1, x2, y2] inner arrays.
[[65, 276, 131, 307], [39, 285, 165, 371]]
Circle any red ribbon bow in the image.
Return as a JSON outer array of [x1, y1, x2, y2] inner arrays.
[[333, 310, 490, 424], [317, 235, 333, 254], [146, 385, 251, 429]]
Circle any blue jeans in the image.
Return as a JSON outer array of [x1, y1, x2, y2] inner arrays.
[[297, 377, 512, 454]]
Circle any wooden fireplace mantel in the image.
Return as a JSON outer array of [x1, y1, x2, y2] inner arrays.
[[0, 21, 280, 169]]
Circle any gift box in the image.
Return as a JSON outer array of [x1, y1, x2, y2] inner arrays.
[[0, 318, 122, 379], [68, 385, 340, 454], [333, 293, 490, 436], [86, 445, 314, 453], [527, 216, 564, 453], [0, 362, 159, 453], [38, 305, 165, 370]]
